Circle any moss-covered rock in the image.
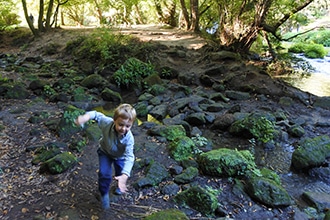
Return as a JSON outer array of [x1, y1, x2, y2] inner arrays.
[[5, 83, 30, 99], [80, 73, 106, 89], [229, 113, 275, 143], [197, 148, 257, 177], [134, 102, 149, 118], [32, 147, 61, 165], [174, 186, 218, 216], [245, 176, 292, 207], [174, 166, 199, 184], [144, 74, 164, 89], [291, 135, 330, 170], [168, 136, 196, 161], [148, 124, 186, 141], [40, 152, 77, 174], [134, 161, 168, 189], [101, 88, 122, 102], [144, 209, 188, 220], [259, 168, 281, 185]]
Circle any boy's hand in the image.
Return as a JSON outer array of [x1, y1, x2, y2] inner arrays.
[[114, 174, 128, 193], [75, 114, 90, 127]]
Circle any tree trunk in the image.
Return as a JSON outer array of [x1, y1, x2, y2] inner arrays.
[[154, 0, 164, 23], [218, 0, 272, 52], [45, 0, 54, 30], [21, 0, 39, 36], [93, 0, 104, 25], [179, 0, 190, 29], [38, 0, 45, 32], [167, 0, 177, 27], [190, 0, 199, 32]]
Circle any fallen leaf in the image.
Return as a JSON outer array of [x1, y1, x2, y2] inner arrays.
[[21, 208, 29, 213]]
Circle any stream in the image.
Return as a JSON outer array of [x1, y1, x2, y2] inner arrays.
[[283, 54, 330, 97]]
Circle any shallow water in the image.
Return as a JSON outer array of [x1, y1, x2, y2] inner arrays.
[[283, 54, 330, 97]]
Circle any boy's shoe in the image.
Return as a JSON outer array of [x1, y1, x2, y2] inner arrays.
[[114, 188, 122, 195], [101, 194, 110, 209]]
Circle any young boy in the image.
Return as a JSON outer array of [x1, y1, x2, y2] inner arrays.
[[75, 103, 136, 209]]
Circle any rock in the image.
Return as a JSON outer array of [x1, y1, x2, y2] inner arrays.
[[5, 83, 30, 99], [134, 161, 168, 188], [291, 135, 330, 170], [169, 165, 183, 175], [40, 152, 77, 174], [211, 113, 235, 130], [168, 136, 196, 161], [147, 124, 186, 141], [174, 185, 219, 216], [288, 124, 305, 137], [229, 113, 275, 143], [301, 191, 330, 212], [29, 79, 48, 90], [245, 176, 293, 207], [309, 167, 330, 184], [144, 74, 163, 87], [177, 72, 198, 85], [173, 167, 199, 184], [209, 51, 241, 61], [134, 101, 149, 117], [149, 104, 168, 120], [279, 96, 295, 106], [80, 73, 106, 89], [314, 96, 330, 109], [32, 147, 62, 165], [161, 183, 181, 196], [101, 88, 122, 102], [184, 112, 206, 125], [197, 148, 256, 177], [225, 90, 250, 100]]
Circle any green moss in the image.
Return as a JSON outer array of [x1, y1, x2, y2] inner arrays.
[[174, 186, 218, 216], [197, 148, 260, 177], [144, 209, 188, 220], [43, 152, 78, 174], [168, 136, 196, 161]]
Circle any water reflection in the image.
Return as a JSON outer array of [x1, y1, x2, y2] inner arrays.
[[283, 54, 330, 97]]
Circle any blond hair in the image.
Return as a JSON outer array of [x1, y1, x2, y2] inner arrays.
[[114, 103, 136, 122]]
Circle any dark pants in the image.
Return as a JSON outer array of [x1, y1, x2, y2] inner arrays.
[[97, 148, 124, 196]]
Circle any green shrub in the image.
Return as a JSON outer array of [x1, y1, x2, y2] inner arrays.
[[288, 42, 327, 58], [0, 7, 20, 30], [288, 42, 305, 53], [294, 29, 330, 47], [113, 57, 157, 89], [304, 44, 327, 58], [66, 28, 156, 69]]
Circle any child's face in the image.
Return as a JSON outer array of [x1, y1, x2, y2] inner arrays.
[[114, 117, 133, 136]]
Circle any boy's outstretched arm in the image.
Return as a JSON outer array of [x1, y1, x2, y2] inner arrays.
[[75, 113, 91, 127]]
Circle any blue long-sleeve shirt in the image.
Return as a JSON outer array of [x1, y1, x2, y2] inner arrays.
[[86, 111, 135, 177]]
